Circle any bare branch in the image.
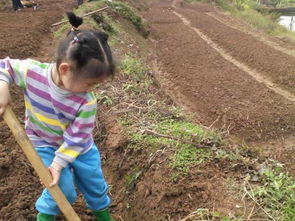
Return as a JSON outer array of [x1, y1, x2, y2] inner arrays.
[[141, 129, 212, 148], [51, 7, 109, 27]]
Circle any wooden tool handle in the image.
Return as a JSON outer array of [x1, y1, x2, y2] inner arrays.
[[3, 106, 80, 221]]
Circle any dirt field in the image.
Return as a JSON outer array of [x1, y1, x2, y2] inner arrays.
[[0, 0, 294, 220], [143, 0, 295, 172]]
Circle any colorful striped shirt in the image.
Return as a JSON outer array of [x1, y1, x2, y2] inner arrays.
[[0, 57, 97, 167]]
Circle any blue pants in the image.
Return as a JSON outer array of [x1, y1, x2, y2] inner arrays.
[[35, 145, 111, 215]]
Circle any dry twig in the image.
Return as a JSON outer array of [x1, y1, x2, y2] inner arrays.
[[51, 7, 109, 27], [141, 129, 212, 148], [244, 181, 276, 221]]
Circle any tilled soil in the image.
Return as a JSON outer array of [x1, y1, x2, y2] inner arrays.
[[0, 0, 73, 59], [142, 0, 295, 174], [144, 0, 295, 141]]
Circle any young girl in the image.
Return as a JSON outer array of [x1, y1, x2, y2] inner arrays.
[[0, 12, 114, 221]]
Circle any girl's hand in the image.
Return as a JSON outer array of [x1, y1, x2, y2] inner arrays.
[[48, 162, 63, 187], [0, 81, 10, 116]]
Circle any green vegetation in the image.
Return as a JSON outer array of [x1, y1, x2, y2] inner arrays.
[[214, 0, 295, 40], [127, 117, 220, 181], [185, 0, 295, 40], [91, 14, 117, 35], [106, 1, 143, 31], [170, 146, 212, 181], [249, 160, 295, 221], [120, 55, 153, 95], [121, 55, 149, 79], [213, 144, 295, 219], [269, 0, 295, 8], [53, 0, 145, 39], [53, 23, 71, 39]]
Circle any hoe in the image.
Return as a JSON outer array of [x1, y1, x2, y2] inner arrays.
[[3, 106, 81, 221]]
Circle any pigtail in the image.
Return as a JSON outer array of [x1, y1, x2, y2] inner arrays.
[[56, 12, 114, 78], [66, 12, 83, 29]]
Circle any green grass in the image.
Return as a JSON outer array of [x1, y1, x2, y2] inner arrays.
[[250, 161, 295, 220], [127, 118, 222, 181], [74, 1, 119, 35], [155, 119, 222, 144], [129, 119, 222, 149], [84, 0, 145, 33], [91, 14, 117, 35], [170, 146, 212, 174], [120, 55, 149, 78], [53, 23, 71, 39], [106, 1, 143, 31], [216, 0, 295, 41], [120, 55, 153, 95]]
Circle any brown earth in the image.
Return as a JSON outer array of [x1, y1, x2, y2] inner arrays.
[[144, 0, 295, 140], [1, 0, 295, 220], [141, 0, 295, 171]]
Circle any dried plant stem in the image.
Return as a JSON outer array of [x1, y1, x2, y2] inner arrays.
[[141, 129, 211, 148], [244, 182, 276, 221]]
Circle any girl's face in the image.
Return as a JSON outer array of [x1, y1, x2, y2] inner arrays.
[[57, 62, 107, 93]]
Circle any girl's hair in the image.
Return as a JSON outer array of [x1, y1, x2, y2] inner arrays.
[[56, 12, 114, 79]]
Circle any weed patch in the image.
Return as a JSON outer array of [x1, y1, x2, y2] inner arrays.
[[127, 117, 222, 181], [53, 23, 71, 39], [121, 55, 149, 78], [106, 1, 143, 31], [248, 160, 295, 220], [91, 14, 117, 35], [170, 146, 212, 177]]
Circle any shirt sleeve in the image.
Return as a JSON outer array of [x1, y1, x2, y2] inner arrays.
[[0, 57, 31, 89], [53, 95, 97, 167]]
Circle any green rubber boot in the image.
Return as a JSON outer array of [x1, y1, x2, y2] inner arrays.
[[92, 208, 113, 221], [36, 213, 55, 221]]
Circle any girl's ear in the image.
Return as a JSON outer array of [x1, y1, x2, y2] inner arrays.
[[58, 63, 70, 76]]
